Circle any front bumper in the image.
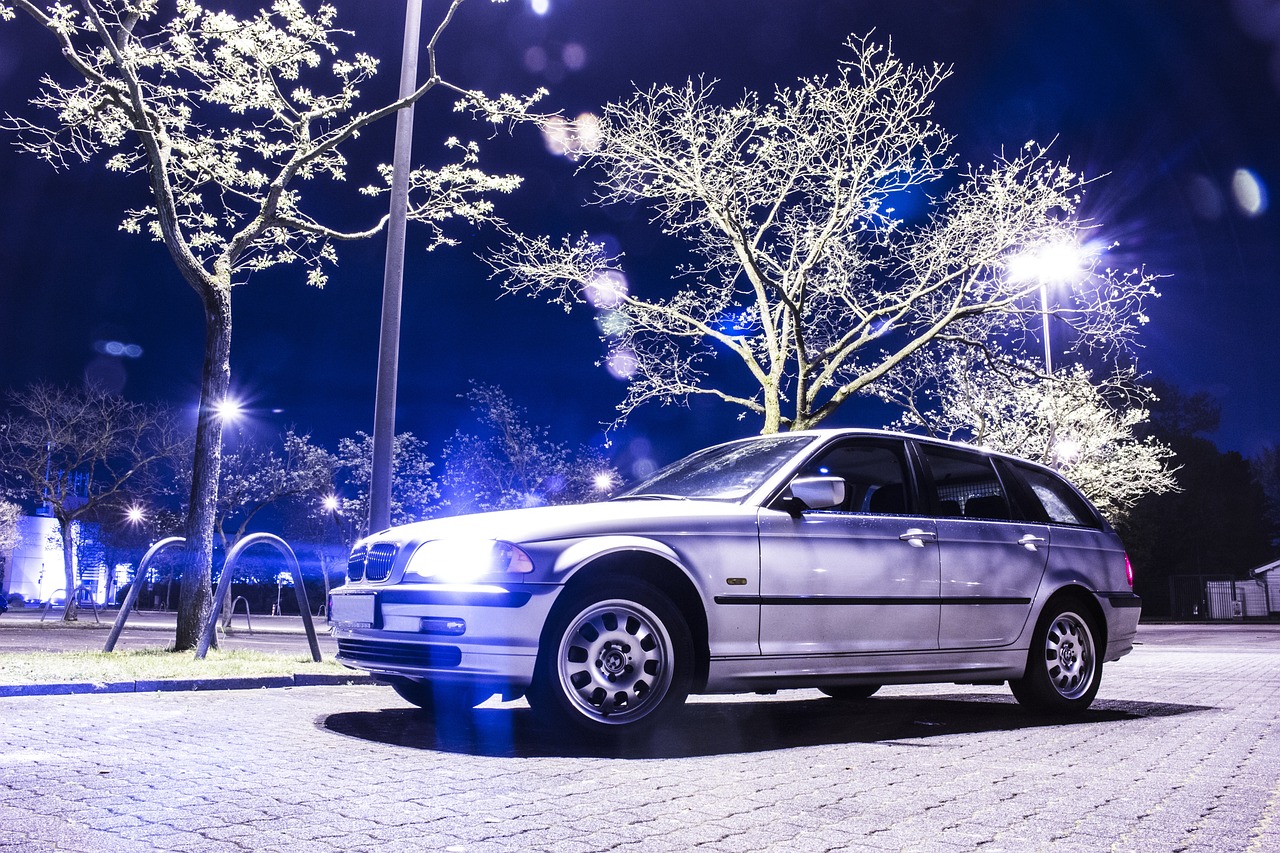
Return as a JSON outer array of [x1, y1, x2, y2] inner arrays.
[[330, 582, 564, 689]]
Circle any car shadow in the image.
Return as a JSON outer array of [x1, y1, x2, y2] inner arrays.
[[319, 693, 1211, 759]]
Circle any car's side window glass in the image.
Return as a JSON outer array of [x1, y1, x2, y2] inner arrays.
[[919, 445, 1011, 520], [797, 441, 912, 515], [1015, 464, 1100, 528]]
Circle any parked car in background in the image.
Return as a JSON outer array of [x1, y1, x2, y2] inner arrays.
[[331, 429, 1140, 736]]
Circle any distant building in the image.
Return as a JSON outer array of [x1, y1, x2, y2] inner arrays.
[[1205, 559, 1280, 619], [1, 515, 110, 606]]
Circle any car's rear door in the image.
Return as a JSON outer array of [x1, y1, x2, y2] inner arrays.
[[915, 443, 1050, 649], [758, 437, 941, 655]]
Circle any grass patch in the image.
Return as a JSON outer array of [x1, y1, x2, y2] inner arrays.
[[0, 648, 353, 685]]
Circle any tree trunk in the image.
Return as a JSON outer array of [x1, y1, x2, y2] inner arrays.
[[58, 518, 78, 622], [761, 384, 783, 435], [174, 289, 232, 651]]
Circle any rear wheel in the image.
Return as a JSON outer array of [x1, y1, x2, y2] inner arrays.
[[529, 578, 692, 737], [1010, 603, 1102, 713], [819, 684, 881, 701]]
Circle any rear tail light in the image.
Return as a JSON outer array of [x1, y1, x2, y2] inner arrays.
[[1124, 553, 1134, 588]]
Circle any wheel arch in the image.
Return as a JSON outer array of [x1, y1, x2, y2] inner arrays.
[[551, 549, 710, 693], [1035, 583, 1109, 652]]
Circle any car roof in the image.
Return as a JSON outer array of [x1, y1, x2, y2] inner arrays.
[[724, 428, 1062, 477]]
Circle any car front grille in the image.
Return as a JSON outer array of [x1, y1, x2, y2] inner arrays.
[[347, 543, 399, 583], [336, 638, 462, 669]]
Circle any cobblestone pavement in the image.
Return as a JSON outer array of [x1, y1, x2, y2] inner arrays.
[[2, 625, 1279, 852]]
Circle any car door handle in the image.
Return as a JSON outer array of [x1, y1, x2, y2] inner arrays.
[[1018, 534, 1046, 551], [899, 529, 937, 548]]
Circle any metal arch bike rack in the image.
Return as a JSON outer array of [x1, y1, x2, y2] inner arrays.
[[196, 533, 321, 662], [103, 536, 186, 653], [41, 590, 102, 624], [222, 596, 253, 632]]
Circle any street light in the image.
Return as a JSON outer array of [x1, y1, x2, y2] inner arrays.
[[370, 0, 424, 534], [1008, 239, 1090, 376], [212, 396, 244, 422]]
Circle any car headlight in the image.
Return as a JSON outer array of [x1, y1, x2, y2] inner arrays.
[[402, 539, 535, 583]]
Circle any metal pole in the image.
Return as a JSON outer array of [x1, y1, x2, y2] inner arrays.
[[196, 533, 321, 662], [1040, 282, 1053, 376], [103, 537, 185, 652], [369, 0, 424, 534]]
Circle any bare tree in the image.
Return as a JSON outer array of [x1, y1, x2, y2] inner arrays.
[[489, 35, 1158, 434], [211, 429, 335, 552], [874, 348, 1177, 523], [1252, 445, 1280, 548], [333, 431, 438, 542], [0, 497, 20, 566], [0, 497, 19, 611], [0, 383, 184, 620], [281, 497, 346, 611], [0, 1, 539, 648], [441, 383, 618, 514]]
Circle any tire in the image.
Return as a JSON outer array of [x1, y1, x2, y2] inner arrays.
[[528, 578, 693, 737], [819, 684, 881, 701], [390, 679, 485, 715], [1010, 602, 1102, 713]]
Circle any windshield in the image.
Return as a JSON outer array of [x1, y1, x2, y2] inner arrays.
[[616, 435, 814, 502]]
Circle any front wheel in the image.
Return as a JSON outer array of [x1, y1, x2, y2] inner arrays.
[[820, 684, 881, 701], [390, 679, 486, 715], [1010, 603, 1102, 713], [528, 578, 692, 737]]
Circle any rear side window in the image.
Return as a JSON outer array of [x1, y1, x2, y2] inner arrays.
[[1014, 464, 1101, 528], [918, 445, 1011, 521]]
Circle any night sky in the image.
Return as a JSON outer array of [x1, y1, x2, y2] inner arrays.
[[1, 0, 1278, 475]]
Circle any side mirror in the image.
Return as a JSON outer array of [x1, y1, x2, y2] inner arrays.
[[781, 476, 847, 517]]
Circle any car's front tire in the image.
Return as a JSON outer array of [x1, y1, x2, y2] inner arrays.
[[529, 578, 693, 737], [820, 684, 881, 701], [390, 679, 486, 715], [1010, 602, 1102, 713]]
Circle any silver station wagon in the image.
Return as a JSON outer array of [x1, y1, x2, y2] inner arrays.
[[331, 429, 1140, 736]]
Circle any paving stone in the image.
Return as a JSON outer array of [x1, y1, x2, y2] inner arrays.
[[2, 626, 1280, 850]]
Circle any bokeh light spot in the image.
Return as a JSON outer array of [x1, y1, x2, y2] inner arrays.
[[1231, 167, 1269, 217], [605, 348, 638, 380], [595, 309, 629, 338], [585, 270, 628, 309], [562, 43, 587, 71], [1187, 174, 1225, 220], [539, 112, 601, 159], [523, 46, 547, 73]]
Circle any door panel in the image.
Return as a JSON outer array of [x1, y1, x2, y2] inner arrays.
[[756, 437, 941, 655], [935, 517, 1049, 648], [758, 511, 940, 654], [915, 443, 1049, 649]]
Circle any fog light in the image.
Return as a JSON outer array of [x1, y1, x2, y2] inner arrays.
[[421, 617, 466, 636]]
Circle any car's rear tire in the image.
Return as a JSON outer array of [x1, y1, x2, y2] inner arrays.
[[819, 684, 881, 701], [1010, 603, 1102, 713], [528, 578, 693, 738]]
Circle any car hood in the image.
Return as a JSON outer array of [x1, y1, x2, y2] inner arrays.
[[369, 499, 760, 546]]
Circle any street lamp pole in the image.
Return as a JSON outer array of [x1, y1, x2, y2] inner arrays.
[[1040, 282, 1053, 376], [370, 0, 424, 534]]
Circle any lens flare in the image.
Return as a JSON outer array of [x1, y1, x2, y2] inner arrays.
[[539, 112, 601, 159], [1232, 168, 1269, 217], [605, 348, 638, 380]]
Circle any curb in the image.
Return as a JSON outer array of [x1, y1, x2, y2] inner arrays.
[[0, 673, 377, 698]]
